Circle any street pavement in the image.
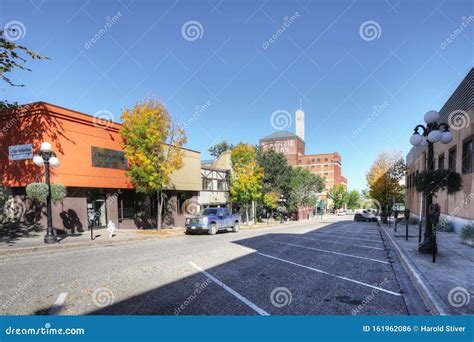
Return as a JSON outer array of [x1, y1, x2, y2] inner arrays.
[[0, 216, 427, 316]]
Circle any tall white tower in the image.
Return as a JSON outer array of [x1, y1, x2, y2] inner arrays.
[[295, 99, 305, 141]]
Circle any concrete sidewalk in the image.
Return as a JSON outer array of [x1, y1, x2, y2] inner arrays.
[[379, 221, 474, 315], [0, 217, 330, 256]]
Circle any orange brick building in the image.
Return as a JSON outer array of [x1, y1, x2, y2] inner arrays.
[[260, 110, 347, 214]]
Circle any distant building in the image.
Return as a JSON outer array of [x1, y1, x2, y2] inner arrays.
[[405, 68, 473, 232], [260, 108, 347, 216]]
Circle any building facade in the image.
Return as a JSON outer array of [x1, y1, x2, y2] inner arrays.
[[405, 68, 474, 232], [260, 109, 347, 216], [198, 150, 231, 210], [1, 102, 201, 232]]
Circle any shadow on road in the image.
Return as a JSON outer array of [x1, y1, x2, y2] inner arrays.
[[64, 221, 407, 316]]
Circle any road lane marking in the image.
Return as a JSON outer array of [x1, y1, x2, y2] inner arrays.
[[271, 241, 389, 264], [189, 261, 270, 316], [255, 253, 401, 297], [322, 230, 380, 236], [307, 232, 382, 243], [294, 236, 385, 250], [48, 292, 68, 315]]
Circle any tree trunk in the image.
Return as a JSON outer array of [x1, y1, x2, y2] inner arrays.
[[245, 204, 249, 225], [252, 200, 256, 224], [157, 190, 163, 231]]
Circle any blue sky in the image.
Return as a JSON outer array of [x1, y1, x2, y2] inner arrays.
[[2, 0, 473, 191]]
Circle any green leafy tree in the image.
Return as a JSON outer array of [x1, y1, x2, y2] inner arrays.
[[256, 148, 293, 194], [328, 184, 348, 210], [346, 190, 361, 209], [230, 144, 264, 223], [120, 97, 187, 230], [287, 167, 325, 212], [208, 140, 234, 158], [0, 29, 50, 109]]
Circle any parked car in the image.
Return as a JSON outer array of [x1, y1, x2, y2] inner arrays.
[[185, 208, 241, 235], [354, 209, 378, 222], [337, 210, 347, 216]]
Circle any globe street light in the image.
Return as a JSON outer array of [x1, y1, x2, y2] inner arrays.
[[409, 110, 452, 254], [33, 142, 60, 244]]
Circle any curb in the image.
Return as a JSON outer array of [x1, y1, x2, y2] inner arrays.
[[0, 236, 159, 256], [377, 221, 450, 315], [0, 218, 329, 256]]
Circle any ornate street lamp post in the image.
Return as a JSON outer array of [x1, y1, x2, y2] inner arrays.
[[33, 142, 60, 244], [409, 110, 453, 254]]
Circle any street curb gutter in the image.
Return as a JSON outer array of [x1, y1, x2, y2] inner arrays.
[[377, 221, 449, 315], [0, 219, 330, 256]]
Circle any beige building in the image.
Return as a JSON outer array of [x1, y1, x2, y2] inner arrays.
[[406, 68, 473, 232], [198, 151, 231, 210]]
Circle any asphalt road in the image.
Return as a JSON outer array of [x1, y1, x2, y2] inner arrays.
[[0, 216, 427, 315]]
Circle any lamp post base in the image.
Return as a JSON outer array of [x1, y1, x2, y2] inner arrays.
[[418, 239, 437, 254], [44, 230, 58, 244]]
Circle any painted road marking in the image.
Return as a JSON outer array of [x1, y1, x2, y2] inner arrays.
[[256, 253, 401, 296], [48, 292, 68, 315], [307, 232, 382, 243], [189, 261, 270, 316], [271, 241, 389, 264], [322, 230, 380, 236], [294, 236, 385, 250]]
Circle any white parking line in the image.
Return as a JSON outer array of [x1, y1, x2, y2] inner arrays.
[[256, 253, 401, 296], [323, 230, 380, 236], [271, 241, 389, 264], [189, 261, 270, 316], [48, 292, 68, 315], [307, 232, 382, 243], [295, 236, 385, 250]]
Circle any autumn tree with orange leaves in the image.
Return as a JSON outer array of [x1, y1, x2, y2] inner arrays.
[[120, 98, 187, 230], [366, 151, 406, 222]]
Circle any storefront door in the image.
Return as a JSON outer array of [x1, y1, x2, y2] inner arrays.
[[87, 189, 107, 228]]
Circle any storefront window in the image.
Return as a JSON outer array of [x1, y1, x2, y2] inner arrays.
[[438, 153, 445, 170], [462, 139, 473, 174], [119, 189, 135, 219], [448, 147, 457, 172]]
